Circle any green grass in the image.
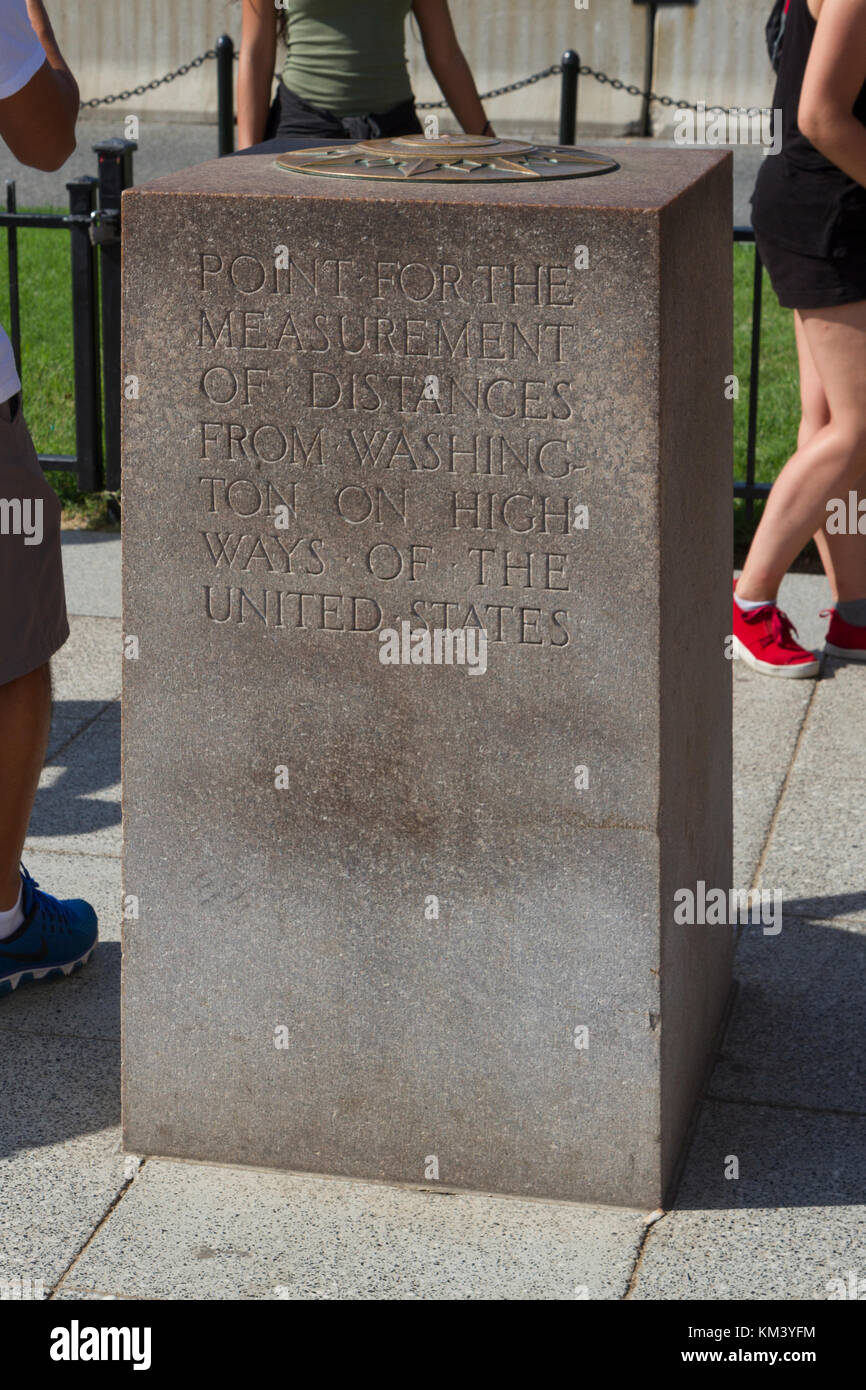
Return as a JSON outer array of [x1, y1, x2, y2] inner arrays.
[[1, 218, 800, 536], [0, 207, 75, 453], [731, 243, 819, 565], [733, 242, 800, 485], [0, 206, 117, 527]]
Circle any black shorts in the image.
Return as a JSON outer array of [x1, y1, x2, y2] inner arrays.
[[264, 80, 422, 142], [754, 231, 866, 311], [751, 155, 866, 310], [0, 392, 69, 686]]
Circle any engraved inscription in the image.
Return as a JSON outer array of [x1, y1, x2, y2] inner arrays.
[[191, 251, 590, 650]]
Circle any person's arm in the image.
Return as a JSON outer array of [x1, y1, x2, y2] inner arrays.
[[0, 0, 78, 172], [411, 0, 493, 136], [237, 0, 277, 149], [799, 0, 866, 186]]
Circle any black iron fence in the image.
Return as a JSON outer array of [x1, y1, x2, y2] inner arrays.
[[734, 227, 768, 523], [0, 40, 769, 518], [558, 51, 769, 524], [1, 137, 136, 491]]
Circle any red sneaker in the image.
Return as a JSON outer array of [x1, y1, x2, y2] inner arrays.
[[732, 583, 820, 678], [822, 607, 866, 661]]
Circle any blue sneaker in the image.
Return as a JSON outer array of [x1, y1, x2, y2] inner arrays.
[[0, 867, 98, 996]]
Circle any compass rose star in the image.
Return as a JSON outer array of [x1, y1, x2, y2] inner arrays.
[[397, 158, 442, 176], [274, 136, 619, 182], [490, 157, 539, 176]]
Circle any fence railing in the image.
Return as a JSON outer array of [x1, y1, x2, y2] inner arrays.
[[733, 227, 769, 524], [556, 51, 769, 525], [1, 41, 769, 520], [1, 137, 136, 492]]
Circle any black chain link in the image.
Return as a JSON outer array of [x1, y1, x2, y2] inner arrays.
[[417, 64, 562, 109], [418, 61, 760, 117], [81, 48, 224, 109], [576, 62, 762, 116], [83, 50, 758, 119]]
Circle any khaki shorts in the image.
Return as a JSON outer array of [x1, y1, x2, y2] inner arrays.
[[0, 392, 69, 686]]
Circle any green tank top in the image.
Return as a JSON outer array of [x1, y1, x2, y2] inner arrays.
[[280, 0, 414, 117]]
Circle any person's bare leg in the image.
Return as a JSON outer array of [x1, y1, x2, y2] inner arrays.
[[792, 311, 866, 601], [738, 300, 866, 602], [790, 310, 839, 592], [0, 662, 51, 910]]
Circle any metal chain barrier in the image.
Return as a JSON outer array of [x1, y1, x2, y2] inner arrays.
[[81, 49, 224, 109], [82, 49, 757, 118], [421, 60, 760, 116], [417, 65, 563, 109], [572, 62, 761, 117]]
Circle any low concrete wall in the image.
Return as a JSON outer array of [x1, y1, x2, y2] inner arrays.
[[60, 1, 775, 135], [653, 3, 776, 137]]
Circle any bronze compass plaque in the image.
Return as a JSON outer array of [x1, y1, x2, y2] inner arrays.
[[274, 133, 619, 183]]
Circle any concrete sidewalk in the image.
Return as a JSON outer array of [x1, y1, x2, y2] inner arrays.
[[1, 536, 863, 1300]]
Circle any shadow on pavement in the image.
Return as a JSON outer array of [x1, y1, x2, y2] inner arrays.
[[29, 701, 120, 839], [676, 916, 866, 1209]]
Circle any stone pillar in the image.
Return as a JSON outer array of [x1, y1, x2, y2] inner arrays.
[[121, 145, 733, 1207]]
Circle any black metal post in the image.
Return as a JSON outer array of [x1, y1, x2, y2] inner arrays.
[[4, 180, 21, 379], [558, 51, 580, 145], [640, 1, 657, 137], [66, 175, 102, 492], [217, 34, 235, 156], [92, 137, 136, 492], [745, 243, 764, 526]]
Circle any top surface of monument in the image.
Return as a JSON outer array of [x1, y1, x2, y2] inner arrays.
[[273, 134, 621, 182], [126, 143, 729, 212]]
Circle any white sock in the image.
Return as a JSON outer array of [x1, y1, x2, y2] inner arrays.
[[0, 881, 24, 939], [735, 592, 775, 612]]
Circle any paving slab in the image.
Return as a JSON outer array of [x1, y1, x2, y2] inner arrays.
[[732, 663, 812, 889], [631, 1101, 866, 1300], [732, 572, 866, 910], [790, 655, 866, 772], [42, 615, 120, 762], [56, 1160, 646, 1301], [26, 703, 121, 858], [60, 535, 122, 619], [50, 614, 122, 703], [51, 1289, 141, 1301], [713, 915, 866, 1114], [0, 1032, 125, 1295], [758, 660, 866, 923], [759, 794, 866, 923], [46, 708, 110, 763]]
